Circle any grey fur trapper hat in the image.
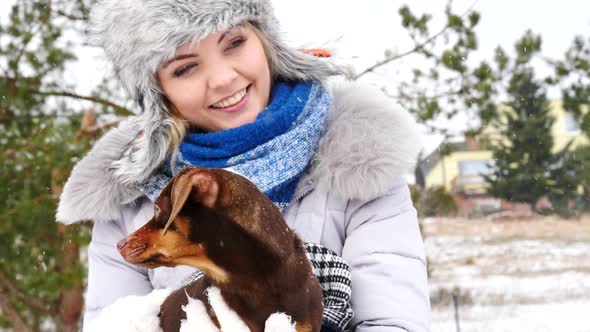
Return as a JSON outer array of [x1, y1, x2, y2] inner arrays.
[[89, 0, 345, 185]]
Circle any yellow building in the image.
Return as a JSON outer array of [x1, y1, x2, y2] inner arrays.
[[421, 100, 589, 195]]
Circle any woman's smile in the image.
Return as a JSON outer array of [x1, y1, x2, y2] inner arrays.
[[209, 84, 251, 113]]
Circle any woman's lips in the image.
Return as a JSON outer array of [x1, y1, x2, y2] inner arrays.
[[209, 85, 251, 113]]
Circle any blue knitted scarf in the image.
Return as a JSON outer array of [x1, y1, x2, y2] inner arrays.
[[141, 81, 331, 212]]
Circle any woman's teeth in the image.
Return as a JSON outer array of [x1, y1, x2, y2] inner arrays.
[[211, 88, 247, 108]]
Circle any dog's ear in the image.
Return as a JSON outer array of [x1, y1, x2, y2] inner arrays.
[[162, 169, 219, 235]]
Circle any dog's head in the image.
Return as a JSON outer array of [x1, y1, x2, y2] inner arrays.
[[117, 167, 293, 283]]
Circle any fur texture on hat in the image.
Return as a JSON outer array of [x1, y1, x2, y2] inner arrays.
[[89, 0, 346, 184]]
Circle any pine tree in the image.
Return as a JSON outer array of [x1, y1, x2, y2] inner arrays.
[[548, 145, 590, 217], [0, 1, 125, 330], [485, 68, 556, 212], [549, 34, 590, 216]]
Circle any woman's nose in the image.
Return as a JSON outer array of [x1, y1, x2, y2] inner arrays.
[[206, 62, 238, 90]]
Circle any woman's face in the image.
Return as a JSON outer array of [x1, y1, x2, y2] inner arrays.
[[157, 25, 271, 132]]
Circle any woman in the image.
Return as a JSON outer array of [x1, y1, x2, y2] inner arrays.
[[56, 0, 431, 331]]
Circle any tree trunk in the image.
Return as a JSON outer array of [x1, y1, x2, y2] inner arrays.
[[56, 224, 84, 332], [52, 168, 84, 332]]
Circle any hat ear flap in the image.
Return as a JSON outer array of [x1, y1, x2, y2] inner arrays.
[[111, 88, 173, 185]]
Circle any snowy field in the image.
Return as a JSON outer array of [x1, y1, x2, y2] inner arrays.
[[423, 216, 590, 332]]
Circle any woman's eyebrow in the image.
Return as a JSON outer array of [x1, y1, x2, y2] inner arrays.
[[218, 25, 245, 45], [162, 53, 199, 69], [217, 31, 229, 45]]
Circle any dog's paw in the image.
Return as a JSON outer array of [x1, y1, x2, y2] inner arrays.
[[264, 313, 297, 332], [180, 293, 219, 332]]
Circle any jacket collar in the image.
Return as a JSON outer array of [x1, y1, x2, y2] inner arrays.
[[56, 82, 422, 224]]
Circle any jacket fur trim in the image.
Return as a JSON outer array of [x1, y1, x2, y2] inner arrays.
[[56, 82, 422, 224]]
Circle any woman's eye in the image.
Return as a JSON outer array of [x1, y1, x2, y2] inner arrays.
[[174, 63, 197, 77], [226, 37, 246, 51]]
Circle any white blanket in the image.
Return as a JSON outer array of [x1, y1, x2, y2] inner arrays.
[[87, 287, 297, 332]]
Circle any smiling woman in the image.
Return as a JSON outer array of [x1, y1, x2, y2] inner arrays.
[[157, 24, 271, 132], [56, 0, 430, 331]]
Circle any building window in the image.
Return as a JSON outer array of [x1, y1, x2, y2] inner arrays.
[[564, 113, 580, 134], [453, 160, 495, 191], [459, 160, 495, 176]]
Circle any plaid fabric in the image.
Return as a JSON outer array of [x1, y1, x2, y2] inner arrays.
[[180, 242, 353, 332], [304, 243, 353, 332]]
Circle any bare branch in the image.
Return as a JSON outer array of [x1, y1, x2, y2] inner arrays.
[[55, 10, 87, 21], [353, 1, 478, 80], [0, 268, 56, 315], [398, 89, 464, 101], [353, 29, 448, 80], [75, 110, 120, 139], [1, 73, 133, 116], [31, 90, 134, 116]]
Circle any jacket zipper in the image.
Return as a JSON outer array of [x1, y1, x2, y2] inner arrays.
[[292, 179, 316, 202]]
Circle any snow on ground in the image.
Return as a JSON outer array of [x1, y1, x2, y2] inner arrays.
[[422, 217, 590, 332], [433, 302, 590, 332]]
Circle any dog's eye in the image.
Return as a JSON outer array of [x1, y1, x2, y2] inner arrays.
[[154, 205, 161, 217]]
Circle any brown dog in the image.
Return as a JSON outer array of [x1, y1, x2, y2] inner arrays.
[[116, 167, 323, 332]]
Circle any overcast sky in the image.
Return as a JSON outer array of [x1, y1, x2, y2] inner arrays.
[[2, 0, 590, 153], [274, 0, 590, 68], [272, 0, 590, 152]]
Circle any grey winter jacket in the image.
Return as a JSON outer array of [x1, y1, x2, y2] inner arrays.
[[56, 82, 431, 332]]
